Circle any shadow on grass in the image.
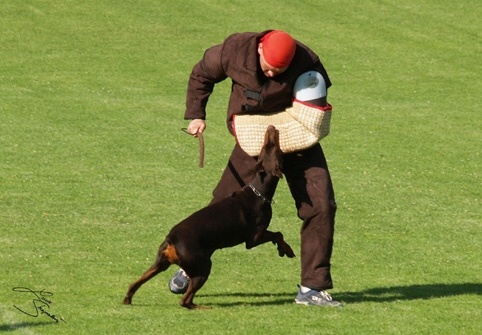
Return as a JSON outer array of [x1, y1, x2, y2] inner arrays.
[[0, 321, 54, 332], [197, 292, 294, 307], [196, 282, 482, 307], [125, 292, 294, 308], [337, 282, 482, 304]]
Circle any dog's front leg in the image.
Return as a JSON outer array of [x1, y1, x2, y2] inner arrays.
[[246, 229, 295, 258]]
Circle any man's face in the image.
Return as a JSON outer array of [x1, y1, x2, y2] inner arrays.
[[258, 43, 288, 78]]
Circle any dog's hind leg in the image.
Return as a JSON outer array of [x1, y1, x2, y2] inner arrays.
[[179, 259, 212, 309], [122, 241, 174, 305]]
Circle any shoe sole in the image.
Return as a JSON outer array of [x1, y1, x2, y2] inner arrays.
[[294, 298, 343, 307], [294, 299, 310, 305]]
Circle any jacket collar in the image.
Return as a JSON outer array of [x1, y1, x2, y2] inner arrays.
[[243, 30, 273, 72]]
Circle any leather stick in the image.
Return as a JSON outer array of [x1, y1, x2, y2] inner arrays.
[[197, 131, 204, 168]]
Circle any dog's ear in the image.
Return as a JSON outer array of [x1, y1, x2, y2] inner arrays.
[[256, 148, 266, 172], [274, 129, 280, 146], [255, 160, 265, 173], [273, 165, 283, 179]]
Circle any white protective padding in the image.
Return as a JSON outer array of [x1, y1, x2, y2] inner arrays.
[[293, 71, 327, 101]]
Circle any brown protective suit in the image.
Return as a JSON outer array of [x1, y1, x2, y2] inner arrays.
[[184, 31, 337, 290]]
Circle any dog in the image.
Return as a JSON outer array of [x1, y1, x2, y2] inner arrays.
[[122, 125, 295, 309]]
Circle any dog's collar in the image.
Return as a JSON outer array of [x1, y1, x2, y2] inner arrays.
[[248, 183, 275, 204]]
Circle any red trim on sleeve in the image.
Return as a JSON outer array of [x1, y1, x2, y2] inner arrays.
[[293, 98, 332, 111]]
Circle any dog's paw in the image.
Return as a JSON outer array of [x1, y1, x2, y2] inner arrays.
[[277, 241, 295, 258]]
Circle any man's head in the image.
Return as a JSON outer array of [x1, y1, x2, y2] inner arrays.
[[258, 30, 296, 78]]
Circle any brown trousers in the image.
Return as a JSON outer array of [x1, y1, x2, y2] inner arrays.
[[210, 143, 336, 291]]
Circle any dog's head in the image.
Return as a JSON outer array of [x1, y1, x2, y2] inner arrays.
[[256, 125, 283, 179]]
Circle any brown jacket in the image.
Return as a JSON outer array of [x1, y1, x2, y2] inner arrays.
[[184, 30, 331, 134]]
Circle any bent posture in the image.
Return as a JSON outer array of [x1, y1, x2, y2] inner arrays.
[[123, 126, 294, 309], [173, 30, 342, 307]]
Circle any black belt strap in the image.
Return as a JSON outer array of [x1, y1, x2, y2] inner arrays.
[[243, 90, 263, 102], [242, 104, 260, 112]]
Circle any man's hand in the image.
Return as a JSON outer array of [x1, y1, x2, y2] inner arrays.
[[187, 119, 206, 137]]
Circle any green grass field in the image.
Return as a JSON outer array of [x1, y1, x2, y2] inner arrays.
[[1, 0, 480, 334]]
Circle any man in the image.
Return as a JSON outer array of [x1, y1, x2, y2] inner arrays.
[[169, 30, 342, 307]]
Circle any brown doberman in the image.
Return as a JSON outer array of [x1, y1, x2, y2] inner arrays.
[[122, 125, 295, 309]]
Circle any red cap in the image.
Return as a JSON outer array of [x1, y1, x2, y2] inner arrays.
[[260, 30, 296, 68]]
